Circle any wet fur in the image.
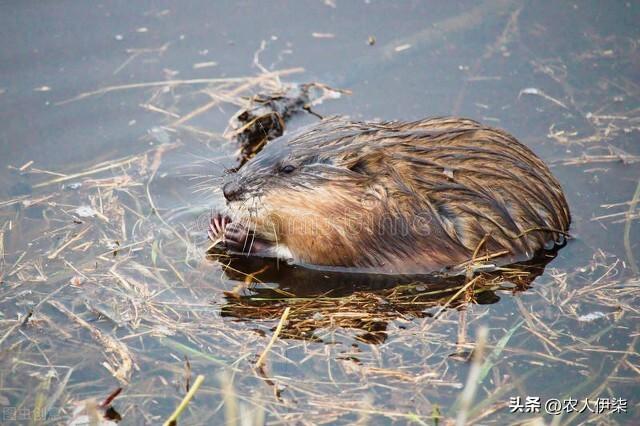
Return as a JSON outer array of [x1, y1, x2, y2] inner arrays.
[[218, 116, 571, 274]]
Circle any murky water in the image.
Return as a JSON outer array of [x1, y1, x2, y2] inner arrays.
[[1, 1, 638, 425]]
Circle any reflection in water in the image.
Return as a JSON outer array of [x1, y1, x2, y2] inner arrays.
[[209, 249, 560, 343]]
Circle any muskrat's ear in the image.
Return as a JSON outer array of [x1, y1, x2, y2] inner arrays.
[[346, 152, 385, 176], [348, 158, 368, 174]]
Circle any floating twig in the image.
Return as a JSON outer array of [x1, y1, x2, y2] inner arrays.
[[256, 307, 291, 368]]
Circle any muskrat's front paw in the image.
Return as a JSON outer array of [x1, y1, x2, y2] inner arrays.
[[208, 213, 232, 242], [224, 222, 274, 255], [208, 213, 249, 248], [209, 214, 273, 255], [223, 222, 251, 251]]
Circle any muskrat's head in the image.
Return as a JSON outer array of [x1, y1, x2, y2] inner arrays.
[[221, 118, 387, 257]]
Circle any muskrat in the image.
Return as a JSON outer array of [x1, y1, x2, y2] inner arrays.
[[209, 116, 570, 274]]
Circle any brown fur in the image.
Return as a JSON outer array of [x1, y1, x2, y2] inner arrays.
[[224, 116, 571, 274]]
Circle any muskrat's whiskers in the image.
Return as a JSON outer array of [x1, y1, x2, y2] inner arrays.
[[247, 217, 258, 255], [191, 181, 224, 194], [242, 198, 258, 255], [189, 172, 226, 197], [185, 152, 227, 166], [270, 217, 280, 269], [192, 187, 213, 194], [247, 197, 258, 246], [182, 154, 226, 175], [231, 199, 254, 253], [189, 176, 225, 188], [187, 175, 224, 183]]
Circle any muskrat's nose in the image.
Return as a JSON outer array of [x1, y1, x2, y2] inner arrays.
[[223, 181, 242, 202]]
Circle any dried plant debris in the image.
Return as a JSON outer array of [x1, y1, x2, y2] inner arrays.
[[226, 82, 348, 166]]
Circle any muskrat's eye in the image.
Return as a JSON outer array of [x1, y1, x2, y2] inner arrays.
[[281, 164, 296, 174]]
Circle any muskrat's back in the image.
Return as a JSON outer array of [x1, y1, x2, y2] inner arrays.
[[215, 116, 571, 274]]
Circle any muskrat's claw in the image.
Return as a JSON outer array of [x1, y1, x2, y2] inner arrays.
[[208, 215, 252, 251], [223, 222, 250, 250], [224, 222, 273, 255], [209, 213, 273, 256], [208, 213, 232, 242]]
